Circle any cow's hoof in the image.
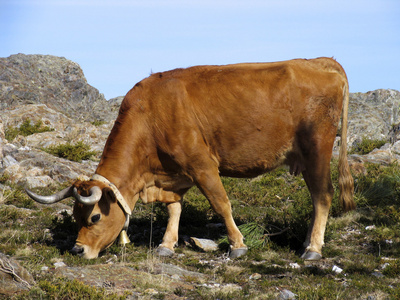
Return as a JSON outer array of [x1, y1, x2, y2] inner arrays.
[[229, 247, 248, 259], [155, 246, 174, 257], [301, 251, 322, 261]]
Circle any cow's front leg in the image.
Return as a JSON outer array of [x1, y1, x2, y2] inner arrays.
[[156, 200, 182, 256], [194, 168, 248, 258]]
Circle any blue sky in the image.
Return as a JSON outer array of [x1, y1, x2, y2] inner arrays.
[[1, 0, 399, 100]]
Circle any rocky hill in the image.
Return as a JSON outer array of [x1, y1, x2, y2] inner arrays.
[[0, 53, 400, 188], [1, 54, 400, 298], [0, 53, 120, 123]]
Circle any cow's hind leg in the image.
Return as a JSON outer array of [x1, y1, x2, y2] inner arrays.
[[194, 167, 248, 258], [301, 154, 334, 261]]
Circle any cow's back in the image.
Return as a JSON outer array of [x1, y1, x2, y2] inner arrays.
[[122, 58, 347, 177]]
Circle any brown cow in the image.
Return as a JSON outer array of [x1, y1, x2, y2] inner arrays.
[[26, 57, 355, 260]]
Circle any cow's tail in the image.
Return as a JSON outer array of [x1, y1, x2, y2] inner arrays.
[[338, 80, 355, 212]]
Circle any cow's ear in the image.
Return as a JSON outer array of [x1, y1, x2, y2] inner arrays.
[[103, 187, 117, 203]]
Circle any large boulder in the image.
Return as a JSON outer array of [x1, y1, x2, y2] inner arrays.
[[348, 89, 400, 146], [0, 54, 117, 123]]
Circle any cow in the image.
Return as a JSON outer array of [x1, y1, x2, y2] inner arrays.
[[26, 57, 355, 260]]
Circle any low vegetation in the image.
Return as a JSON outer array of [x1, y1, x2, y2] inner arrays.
[[5, 118, 54, 142], [91, 120, 107, 126], [42, 141, 97, 162], [1, 160, 400, 298], [349, 137, 387, 155]]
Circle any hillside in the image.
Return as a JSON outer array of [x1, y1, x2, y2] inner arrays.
[[1, 54, 400, 299]]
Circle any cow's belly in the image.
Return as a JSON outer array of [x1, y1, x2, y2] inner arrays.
[[216, 135, 294, 178]]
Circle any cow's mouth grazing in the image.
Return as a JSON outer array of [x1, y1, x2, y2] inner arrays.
[[70, 239, 116, 259], [70, 244, 85, 257]]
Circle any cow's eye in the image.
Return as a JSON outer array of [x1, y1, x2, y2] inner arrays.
[[91, 214, 101, 224]]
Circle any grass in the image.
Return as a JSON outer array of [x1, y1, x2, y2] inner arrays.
[[91, 120, 107, 126], [2, 160, 400, 298], [42, 141, 97, 162], [27, 278, 128, 300], [349, 137, 387, 155], [5, 118, 54, 142]]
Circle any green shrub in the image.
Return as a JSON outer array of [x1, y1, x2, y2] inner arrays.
[[91, 120, 107, 126], [43, 141, 97, 162], [219, 222, 269, 250], [5, 118, 54, 141], [349, 137, 387, 155]]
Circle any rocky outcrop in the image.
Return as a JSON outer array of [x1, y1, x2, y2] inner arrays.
[[348, 89, 400, 147], [345, 89, 400, 168], [0, 54, 118, 123], [0, 103, 112, 187]]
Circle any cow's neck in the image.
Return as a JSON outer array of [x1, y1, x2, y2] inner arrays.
[[94, 111, 150, 209]]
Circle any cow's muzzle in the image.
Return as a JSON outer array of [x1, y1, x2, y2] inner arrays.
[[70, 244, 85, 256]]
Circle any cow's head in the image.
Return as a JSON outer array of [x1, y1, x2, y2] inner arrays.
[[26, 179, 127, 259]]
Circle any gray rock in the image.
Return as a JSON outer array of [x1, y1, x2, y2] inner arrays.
[[152, 262, 205, 279], [348, 89, 400, 147], [0, 54, 116, 123], [190, 237, 219, 252], [0, 252, 35, 296], [2, 154, 18, 168], [249, 273, 262, 280], [278, 288, 297, 299], [21, 175, 55, 189]]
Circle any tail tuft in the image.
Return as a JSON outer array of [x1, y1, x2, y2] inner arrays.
[[338, 81, 355, 212]]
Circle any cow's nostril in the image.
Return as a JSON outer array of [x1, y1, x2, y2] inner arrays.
[[70, 245, 84, 256]]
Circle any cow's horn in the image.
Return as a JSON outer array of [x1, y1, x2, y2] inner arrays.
[[25, 186, 74, 204], [73, 186, 102, 205]]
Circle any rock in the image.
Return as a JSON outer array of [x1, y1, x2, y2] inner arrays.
[[0, 54, 115, 123], [152, 262, 205, 279], [1, 143, 97, 186], [0, 118, 4, 140], [2, 154, 18, 168], [249, 273, 262, 280], [190, 237, 219, 252], [20, 175, 55, 188], [332, 265, 343, 274], [381, 263, 390, 270], [108, 96, 124, 110], [371, 271, 384, 278], [289, 262, 301, 269], [0, 252, 35, 296], [348, 89, 400, 146], [53, 261, 67, 269], [332, 89, 400, 166], [1, 104, 113, 153], [277, 288, 297, 299]]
